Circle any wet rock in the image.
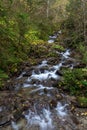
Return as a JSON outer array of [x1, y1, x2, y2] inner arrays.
[[30, 79, 40, 84], [22, 62, 31, 67], [23, 72, 31, 77], [41, 79, 55, 87], [43, 88, 48, 94], [32, 68, 40, 74], [49, 99, 57, 108], [4, 81, 15, 91], [59, 128, 65, 130], [48, 57, 60, 65], [52, 81, 58, 88], [5, 77, 27, 90], [64, 125, 75, 130], [74, 63, 86, 68], [23, 66, 37, 76], [0, 112, 11, 127], [56, 94, 63, 100], [55, 70, 63, 76], [39, 66, 49, 73], [66, 95, 77, 105], [62, 60, 73, 66], [71, 115, 79, 125]]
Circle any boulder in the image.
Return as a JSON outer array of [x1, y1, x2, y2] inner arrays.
[[74, 63, 86, 68], [55, 70, 63, 76]]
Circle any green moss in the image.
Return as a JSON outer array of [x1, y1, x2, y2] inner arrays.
[[77, 97, 87, 107], [47, 52, 58, 57], [52, 44, 65, 51]]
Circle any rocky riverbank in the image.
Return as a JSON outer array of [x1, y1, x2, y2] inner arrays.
[[0, 46, 87, 130]]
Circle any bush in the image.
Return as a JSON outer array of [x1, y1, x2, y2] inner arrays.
[[0, 69, 9, 88], [77, 43, 87, 64], [62, 68, 87, 96], [52, 44, 65, 51]]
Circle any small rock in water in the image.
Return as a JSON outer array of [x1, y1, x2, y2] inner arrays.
[[56, 94, 63, 100], [50, 99, 57, 108], [44, 88, 48, 94], [55, 70, 63, 76]]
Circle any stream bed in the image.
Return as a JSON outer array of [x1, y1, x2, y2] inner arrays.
[[0, 33, 87, 130], [0, 49, 80, 130]]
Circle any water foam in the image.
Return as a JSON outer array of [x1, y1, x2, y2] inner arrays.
[[56, 102, 68, 117], [17, 72, 26, 79], [52, 62, 63, 70], [49, 35, 57, 39], [11, 121, 19, 130], [25, 108, 54, 130], [48, 39, 55, 43], [61, 49, 70, 59], [31, 84, 53, 93], [38, 60, 48, 68], [31, 70, 58, 81]]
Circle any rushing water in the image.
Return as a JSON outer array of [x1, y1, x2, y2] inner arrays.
[[25, 108, 54, 130], [8, 48, 78, 130], [1, 33, 79, 130], [48, 31, 61, 43]]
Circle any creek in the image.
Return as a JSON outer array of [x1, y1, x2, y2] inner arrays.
[[0, 32, 80, 130]]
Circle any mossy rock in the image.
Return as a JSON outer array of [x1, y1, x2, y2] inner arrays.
[[47, 52, 58, 57], [77, 97, 87, 108], [52, 44, 65, 51]]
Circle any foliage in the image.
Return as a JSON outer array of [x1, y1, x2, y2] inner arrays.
[[0, 0, 55, 84], [1, 0, 87, 94], [77, 97, 87, 107], [0, 70, 8, 79], [52, 44, 65, 51], [61, 0, 87, 48], [1, 0, 67, 85], [62, 68, 87, 96], [76, 43, 87, 64], [25, 27, 41, 44]]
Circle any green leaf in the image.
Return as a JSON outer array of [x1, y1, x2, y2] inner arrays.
[[81, 81, 87, 86]]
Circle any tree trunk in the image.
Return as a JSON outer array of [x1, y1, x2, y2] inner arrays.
[[82, 0, 87, 44], [47, 0, 49, 18]]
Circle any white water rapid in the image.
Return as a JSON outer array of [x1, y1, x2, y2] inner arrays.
[[11, 48, 76, 130], [1, 32, 80, 130], [48, 31, 61, 43]]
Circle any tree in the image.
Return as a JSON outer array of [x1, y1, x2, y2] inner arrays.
[[62, 0, 87, 47], [81, 0, 87, 44]]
